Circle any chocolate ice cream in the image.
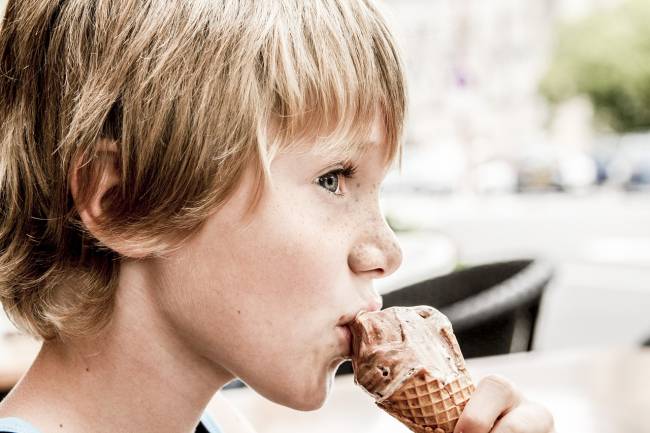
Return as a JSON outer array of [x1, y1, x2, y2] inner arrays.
[[349, 305, 475, 433]]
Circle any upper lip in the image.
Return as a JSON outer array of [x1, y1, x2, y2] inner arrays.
[[337, 300, 383, 327]]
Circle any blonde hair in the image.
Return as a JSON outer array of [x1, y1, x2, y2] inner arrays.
[[0, 0, 406, 341]]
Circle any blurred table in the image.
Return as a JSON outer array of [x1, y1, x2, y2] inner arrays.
[[222, 347, 650, 433]]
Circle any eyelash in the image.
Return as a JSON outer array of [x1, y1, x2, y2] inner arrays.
[[317, 163, 358, 197]]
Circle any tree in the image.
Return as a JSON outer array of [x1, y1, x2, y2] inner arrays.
[[540, 0, 650, 132]]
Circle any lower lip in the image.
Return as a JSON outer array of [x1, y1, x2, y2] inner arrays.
[[337, 326, 353, 357]]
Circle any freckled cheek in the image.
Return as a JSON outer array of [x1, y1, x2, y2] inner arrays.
[[248, 234, 341, 301], [230, 212, 345, 299]]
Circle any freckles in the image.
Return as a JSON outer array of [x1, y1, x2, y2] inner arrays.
[[374, 233, 388, 246], [367, 225, 394, 246], [350, 244, 369, 262]]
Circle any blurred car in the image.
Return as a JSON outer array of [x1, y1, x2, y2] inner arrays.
[[600, 132, 650, 192], [624, 159, 650, 192], [515, 153, 563, 193], [557, 151, 598, 192], [515, 147, 598, 193]]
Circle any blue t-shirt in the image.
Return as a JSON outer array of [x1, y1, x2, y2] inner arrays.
[[0, 411, 223, 433]]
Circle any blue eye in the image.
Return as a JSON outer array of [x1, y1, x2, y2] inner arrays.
[[318, 172, 341, 194], [317, 164, 358, 196]]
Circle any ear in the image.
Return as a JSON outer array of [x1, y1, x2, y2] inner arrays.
[[69, 139, 145, 258], [70, 138, 118, 225]]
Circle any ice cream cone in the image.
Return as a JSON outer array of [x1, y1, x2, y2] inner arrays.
[[350, 306, 475, 433], [377, 366, 474, 433]]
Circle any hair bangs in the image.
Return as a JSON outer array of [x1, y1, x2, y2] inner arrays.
[[258, 0, 406, 169]]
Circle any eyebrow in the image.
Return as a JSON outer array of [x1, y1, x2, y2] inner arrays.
[[323, 139, 382, 159]]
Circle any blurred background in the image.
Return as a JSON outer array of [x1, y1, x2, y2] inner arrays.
[[371, 0, 650, 353], [1, 0, 648, 350], [1, 0, 649, 431]]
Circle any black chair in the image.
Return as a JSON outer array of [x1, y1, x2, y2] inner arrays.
[[336, 259, 554, 375]]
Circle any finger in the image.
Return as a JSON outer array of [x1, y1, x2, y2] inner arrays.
[[490, 401, 555, 433], [454, 375, 522, 433]]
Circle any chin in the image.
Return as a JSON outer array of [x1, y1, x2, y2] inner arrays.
[[279, 368, 336, 411], [243, 359, 339, 411], [287, 389, 329, 411]]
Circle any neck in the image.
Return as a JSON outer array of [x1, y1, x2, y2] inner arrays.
[[0, 260, 234, 433]]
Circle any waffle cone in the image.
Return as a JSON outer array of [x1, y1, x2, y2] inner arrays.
[[350, 306, 475, 433], [377, 367, 475, 433]]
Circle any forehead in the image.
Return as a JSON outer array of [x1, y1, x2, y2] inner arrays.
[[273, 109, 397, 170]]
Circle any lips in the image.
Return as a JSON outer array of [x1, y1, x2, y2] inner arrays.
[[336, 301, 383, 328], [335, 300, 382, 358]]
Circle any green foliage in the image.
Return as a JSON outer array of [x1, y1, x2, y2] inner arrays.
[[540, 0, 650, 132]]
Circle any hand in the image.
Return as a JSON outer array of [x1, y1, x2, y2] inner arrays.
[[454, 375, 555, 433]]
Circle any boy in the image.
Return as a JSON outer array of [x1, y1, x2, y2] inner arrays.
[[0, 1, 553, 432]]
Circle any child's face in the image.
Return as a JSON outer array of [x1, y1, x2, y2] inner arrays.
[[152, 115, 402, 410]]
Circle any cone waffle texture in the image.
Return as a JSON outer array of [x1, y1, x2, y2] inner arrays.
[[350, 306, 475, 433], [378, 367, 475, 433]]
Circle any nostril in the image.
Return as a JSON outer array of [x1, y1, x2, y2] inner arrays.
[[348, 242, 394, 279]]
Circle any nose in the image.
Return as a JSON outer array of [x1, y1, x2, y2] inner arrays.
[[348, 218, 403, 280]]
